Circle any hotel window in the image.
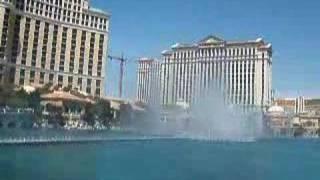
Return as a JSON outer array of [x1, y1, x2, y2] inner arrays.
[[96, 80, 101, 87], [30, 71, 35, 83], [262, 53, 265, 103], [0, 9, 10, 59], [19, 69, 25, 83], [58, 75, 63, 87], [78, 78, 82, 87], [11, 15, 22, 63], [50, 25, 58, 70], [19, 78, 24, 86], [88, 33, 95, 76], [49, 74, 54, 84], [40, 72, 45, 84], [87, 79, 92, 86], [79, 31, 86, 74], [252, 60, 255, 104], [69, 29, 77, 73], [20, 69, 25, 77], [21, 18, 31, 65], [68, 76, 73, 86], [97, 35, 104, 77], [41, 23, 50, 69], [95, 88, 100, 96], [59, 27, 68, 72], [31, 20, 41, 67], [86, 79, 92, 93]]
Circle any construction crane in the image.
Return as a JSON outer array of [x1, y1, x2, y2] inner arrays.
[[108, 54, 127, 98]]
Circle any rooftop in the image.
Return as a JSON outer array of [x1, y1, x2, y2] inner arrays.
[[41, 91, 94, 104], [166, 35, 271, 51], [88, 7, 110, 17]]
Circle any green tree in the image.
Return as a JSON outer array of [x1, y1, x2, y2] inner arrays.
[[62, 85, 72, 92], [46, 104, 65, 127], [3, 88, 29, 108], [119, 103, 133, 123], [28, 90, 41, 109], [84, 103, 95, 126], [0, 84, 15, 106], [38, 83, 53, 94], [28, 90, 43, 122], [84, 100, 114, 128], [64, 100, 83, 114]]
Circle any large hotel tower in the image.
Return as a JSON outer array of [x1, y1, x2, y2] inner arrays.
[[0, 0, 109, 97], [137, 35, 273, 108], [137, 58, 161, 105]]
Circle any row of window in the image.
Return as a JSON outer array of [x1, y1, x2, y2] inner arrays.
[[161, 59, 258, 105], [170, 48, 262, 59], [0, 9, 10, 59], [1, 9, 106, 69], [1, 0, 108, 31], [23, 0, 108, 31], [21, 17, 31, 65], [31, 20, 41, 67], [69, 29, 77, 73], [41, 22, 50, 68], [11, 15, 22, 63], [17, 17, 105, 77], [19, 68, 102, 96], [51, 25, 59, 70], [78, 30, 86, 74]]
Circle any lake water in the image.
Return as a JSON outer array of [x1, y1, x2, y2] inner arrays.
[[0, 137, 319, 180]]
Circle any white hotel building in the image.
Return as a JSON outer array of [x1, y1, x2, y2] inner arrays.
[[136, 58, 161, 105], [0, 0, 109, 97], [137, 35, 273, 109]]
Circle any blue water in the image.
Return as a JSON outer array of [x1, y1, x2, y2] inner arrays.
[[0, 138, 319, 180]]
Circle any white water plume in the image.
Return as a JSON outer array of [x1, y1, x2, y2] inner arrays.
[[125, 66, 264, 141], [184, 87, 264, 141]]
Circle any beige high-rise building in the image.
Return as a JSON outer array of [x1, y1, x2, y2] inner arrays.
[[161, 35, 273, 108], [137, 35, 273, 109], [0, 0, 109, 97], [136, 58, 161, 104]]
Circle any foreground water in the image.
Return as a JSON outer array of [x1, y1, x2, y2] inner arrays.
[[0, 136, 319, 180]]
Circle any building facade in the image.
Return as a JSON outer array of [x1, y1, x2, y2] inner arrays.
[[276, 97, 320, 115], [136, 58, 161, 105], [160, 35, 272, 108], [295, 96, 305, 114], [0, 0, 109, 97]]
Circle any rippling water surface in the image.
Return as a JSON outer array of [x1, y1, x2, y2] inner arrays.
[[0, 136, 319, 180]]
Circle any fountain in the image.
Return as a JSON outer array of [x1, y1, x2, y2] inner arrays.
[[184, 87, 264, 141], [123, 81, 264, 142]]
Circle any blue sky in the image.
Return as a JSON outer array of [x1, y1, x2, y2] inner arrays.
[[92, 0, 320, 99]]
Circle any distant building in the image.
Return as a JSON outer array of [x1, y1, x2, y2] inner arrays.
[[161, 35, 272, 108], [275, 98, 296, 114], [137, 35, 273, 109], [0, 0, 110, 97], [264, 104, 291, 136], [275, 97, 320, 115], [136, 58, 161, 105], [295, 96, 305, 114], [293, 114, 320, 136], [305, 99, 320, 115]]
